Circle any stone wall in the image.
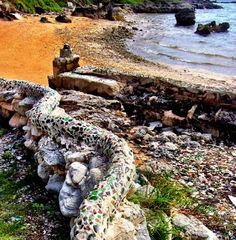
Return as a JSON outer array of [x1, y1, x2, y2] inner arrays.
[[0, 77, 150, 240]]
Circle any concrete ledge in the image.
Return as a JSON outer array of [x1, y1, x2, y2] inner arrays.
[[50, 72, 124, 97]]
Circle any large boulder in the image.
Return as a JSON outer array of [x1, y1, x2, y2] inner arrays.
[[175, 8, 195, 26]]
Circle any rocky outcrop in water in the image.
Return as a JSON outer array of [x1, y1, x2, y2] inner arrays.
[[132, 0, 222, 13], [175, 8, 195, 26], [195, 21, 230, 35]]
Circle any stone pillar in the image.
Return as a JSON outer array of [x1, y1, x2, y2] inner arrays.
[[53, 44, 80, 77]]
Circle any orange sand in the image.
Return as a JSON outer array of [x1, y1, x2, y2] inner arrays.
[[0, 15, 235, 94], [0, 16, 97, 85]]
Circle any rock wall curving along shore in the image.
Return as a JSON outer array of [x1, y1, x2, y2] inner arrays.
[[0, 78, 136, 240]]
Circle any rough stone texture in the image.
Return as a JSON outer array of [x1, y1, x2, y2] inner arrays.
[[0, 77, 136, 240], [37, 162, 52, 182], [53, 72, 123, 97], [38, 137, 65, 166], [69, 162, 88, 185], [59, 182, 82, 217], [162, 110, 185, 126], [60, 90, 128, 132], [175, 8, 196, 26], [172, 213, 218, 240], [9, 112, 21, 128], [105, 201, 150, 240], [52, 44, 79, 77], [45, 173, 64, 194]]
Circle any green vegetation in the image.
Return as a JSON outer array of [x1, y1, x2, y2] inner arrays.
[[0, 128, 7, 137], [119, 0, 144, 5], [0, 164, 28, 240], [128, 172, 193, 240], [10, 0, 67, 13]]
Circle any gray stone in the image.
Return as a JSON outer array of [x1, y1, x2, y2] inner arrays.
[[45, 174, 64, 194], [66, 151, 93, 163], [89, 156, 106, 169], [19, 97, 39, 107], [164, 142, 178, 151], [159, 131, 178, 142], [172, 213, 218, 240], [69, 162, 88, 185], [37, 162, 52, 182], [80, 168, 103, 198], [136, 220, 151, 240], [59, 182, 82, 217], [38, 137, 65, 166]]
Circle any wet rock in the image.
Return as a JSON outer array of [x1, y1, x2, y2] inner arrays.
[[55, 15, 72, 23], [45, 174, 64, 194], [172, 213, 218, 240], [195, 21, 230, 35], [69, 162, 87, 185], [59, 182, 82, 217], [175, 8, 195, 26], [195, 23, 212, 35]]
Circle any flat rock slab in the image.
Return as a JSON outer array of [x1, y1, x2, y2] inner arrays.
[[56, 72, 123, 97]]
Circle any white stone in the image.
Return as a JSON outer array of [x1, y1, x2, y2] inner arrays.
[[69, 162, 87, 185], [59, 182, 82, 217], [172, 213, 218, 240]]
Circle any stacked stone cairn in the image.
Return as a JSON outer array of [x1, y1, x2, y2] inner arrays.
[[0, 45, 150, 240]]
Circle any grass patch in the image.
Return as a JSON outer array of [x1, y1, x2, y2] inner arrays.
[[0, 128, 7, 137], [119, 0, 144, 5], [128, 172, 193, 240], [129, 173, 193, 212], [0, 164, 28, 240], [10, 0, 67, 13]]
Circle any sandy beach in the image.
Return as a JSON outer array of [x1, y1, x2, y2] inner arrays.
[[0, 15, 235, 93]]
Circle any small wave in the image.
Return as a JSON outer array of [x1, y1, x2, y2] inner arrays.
[[156, 52, 230, 67], [178, 59, 230, 67], [159, 43, 236, 60]]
